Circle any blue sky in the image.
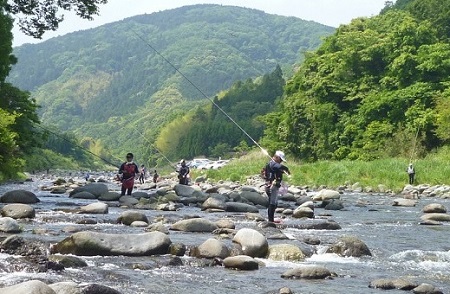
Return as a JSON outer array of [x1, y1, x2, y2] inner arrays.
[[12, 0, 391, 46]]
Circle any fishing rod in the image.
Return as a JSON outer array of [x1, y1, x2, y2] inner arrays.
[[33, 123, 122, 168], [131, 30, 272, 160]]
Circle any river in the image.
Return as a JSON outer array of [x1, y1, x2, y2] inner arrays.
[[0, 174, 449, 294]]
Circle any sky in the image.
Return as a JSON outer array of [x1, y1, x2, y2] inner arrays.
[[12, 0, 391, 47]]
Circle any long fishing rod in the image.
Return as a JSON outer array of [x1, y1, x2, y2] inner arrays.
[[33, 123, 122, 168], [132, 30, 271, 160]]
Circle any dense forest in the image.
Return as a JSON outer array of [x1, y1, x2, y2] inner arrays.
[[262, 0, 450, 162], [7, 4, 334, 166]]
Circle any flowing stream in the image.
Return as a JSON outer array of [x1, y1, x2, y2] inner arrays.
[[0, 175, 450, 294]]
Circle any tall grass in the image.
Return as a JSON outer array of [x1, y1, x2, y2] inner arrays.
[[200, 148, 450, 192]]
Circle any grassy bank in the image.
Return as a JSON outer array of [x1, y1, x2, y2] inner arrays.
[[200, 148, 450, 193]]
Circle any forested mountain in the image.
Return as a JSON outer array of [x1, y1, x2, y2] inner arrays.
[[7, 4, 334, 164], [262, 0, 450, 161]]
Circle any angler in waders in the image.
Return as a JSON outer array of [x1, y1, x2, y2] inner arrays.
[[118, 153, 140, 196], [264, 150, 290, 223]]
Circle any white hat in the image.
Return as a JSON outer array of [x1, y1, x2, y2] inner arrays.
[[275, 150, 286, 162]]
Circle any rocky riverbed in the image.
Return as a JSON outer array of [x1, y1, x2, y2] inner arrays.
[[0, 172, 449, 294]]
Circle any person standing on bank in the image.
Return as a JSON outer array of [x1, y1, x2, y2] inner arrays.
[[177, 159, 190, 185], [265, 150, 290, 223], [407, 163, 415, 185], [118, 153, 140, 196]]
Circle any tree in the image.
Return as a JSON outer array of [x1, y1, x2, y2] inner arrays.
[[5, 0, 108, 38]]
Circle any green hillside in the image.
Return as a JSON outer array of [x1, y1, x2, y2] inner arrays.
[[8, 4, 334, 164]]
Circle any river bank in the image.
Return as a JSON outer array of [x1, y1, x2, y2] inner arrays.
[[0, 171, 449, 293]]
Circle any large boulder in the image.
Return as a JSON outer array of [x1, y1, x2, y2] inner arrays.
[[312, 189, 340, 201], [79, 202, 108, 214], [239, 191, 268, 207], [0, 217, 21, 233], [420, 213, 450, 222], [69, 191, 97, 199], [423, 203, 447, 213], [0, 190, 40, 204], [117, 210, 148, 225], [201, 196, 227, 211], [69, 183, 109, 198], [52, 231, 171, 256], [173, 184, 196, 197], [223, 255, 259, 270], [119, 196, 139, 206], [191, 238, 230, 259], [326, 235, 372, 257], [0, 280, 56, 294], [267, 244, 306, 261], [292, 206, 314, 219], [171, 218, 218, 232], [233, 228, 268, 258], [1, 203, 35, 219], [281, 266, 335, 279], [225, 202, 259, 213], [98, 192, 121, 201]]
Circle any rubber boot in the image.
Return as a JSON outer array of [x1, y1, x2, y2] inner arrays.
[[268, 204, 276, 222]]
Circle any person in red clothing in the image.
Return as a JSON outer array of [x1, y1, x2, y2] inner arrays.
[[118, 153, 140, 196]]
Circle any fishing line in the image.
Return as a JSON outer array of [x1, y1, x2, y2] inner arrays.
[[33, 123, 122, 168], [131, 30, 271, 159]]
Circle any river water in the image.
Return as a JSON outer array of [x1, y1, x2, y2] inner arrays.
[[0, 175, 449, 294]]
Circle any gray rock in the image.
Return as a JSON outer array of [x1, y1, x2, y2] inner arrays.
[[70, 191, 97, 199], [98, 192, 121, 201], [267, 244, 306, 261], [1, 203, 35, 219], [420, 213, 450, 222], [69, 183, 108, 198], [52, 231, 171, 256], [226, 202, 259, 213], [215, 219, 235, 229], [292, 206, 314, 218], [245, 213, 265, 221], [312, 189, 340, 201], [118, 196, 139, 206], [80, 284, 122, 294], [0, 217, 21, 233], [174, 184, 196, 197], [423, 203, 447, 213], [48, 255, 88, 268], [412, 283, 443, 294], [191, 238, 229, 259], [171, 218, 218, 232], [392, 198, 417, 207], [223, 255, 259, 270], [201, 196, 227, 211], [324, 199, 344, 210], [49, 282, 81, 294], [0, 280, 56, 294], [131, 191, 149, 199], [369, 278, 418, 290], [130, 221, 149, 227], [281, 266, 334, 279], [239, 191, 268, 206], [0, 190, 40, 204], [287, 219, 341, 230], [117, 210, 148, 225], [326, 235, 371, 257], [233, 228, 268, 258], [79, 202, 108, 214]]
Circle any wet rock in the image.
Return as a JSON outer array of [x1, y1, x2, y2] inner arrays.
[[168, 243, 187, 256], [52, 231, 171, 256], [80, 284, 122, 294], [170, 218, 218, 232], [70, 191, 97, 199], [145, 222, 169, 234], [69, 183, 108, 198], [369, 278, 418, 290], [233, 228, 268, 258], [131, 191, 149, 199], [267, 244, 306, 261], [174, 184, 196, 197], [312, 189, 340, 201], [98, 192, 121, 201], [285, 219, 341, 230], [326, 235, 372, 257], [1, 203, 35, 219], [324, 199, 344, 210], [223, 255, 259, 270], [191, 238, 230, 259], [412, 283, 443, 294], [1, 235, 44, 256], [117, 210, 148, 225], [392, 198, 417, 207], [0, 280, 56, 294], [49, 281, 81, 294], [201, 196, 227, 211], [292, 206, 314, 218], [420, 213, 450, 222], [423, 203, 447, 213], [50, 186, 67, 194], [79, 202, 108, 214], [48, 254, 88, 268], [119, 196, 139, 206], [0, 217, 21, 233], [226, 202, 259, 213], [0, 189, 40, 204], [215, 219, 235, 229], [281, 265, 334, 279], [76, 218, 97, 225], [245, 213, 265, 222], [130, 221, 148, 227], [239, 191, 268, 207]]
